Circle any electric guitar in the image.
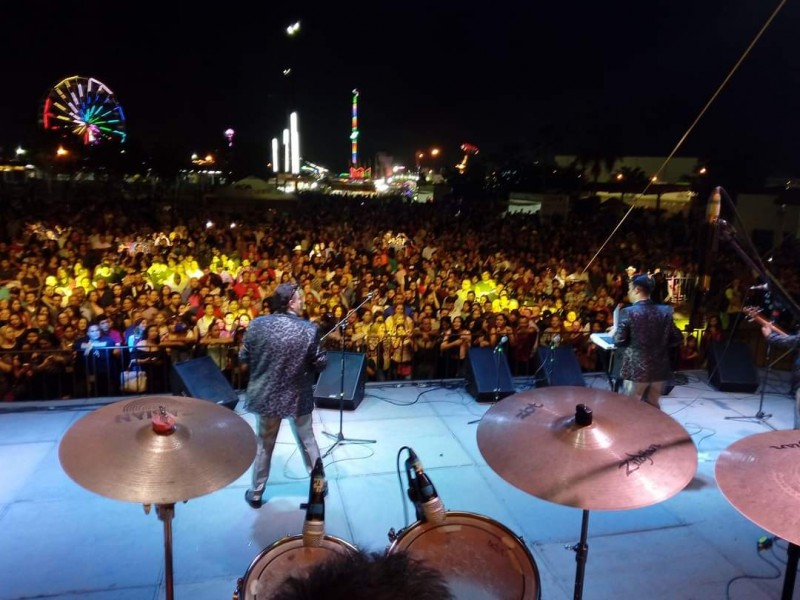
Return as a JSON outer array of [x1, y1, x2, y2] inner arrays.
[[743, 306, 788, 336]]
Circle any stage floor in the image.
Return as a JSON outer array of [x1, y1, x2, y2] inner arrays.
[[0, 370, 796, 599]]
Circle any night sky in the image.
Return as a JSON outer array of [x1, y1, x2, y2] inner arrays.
[[3, 1, 799, 173]]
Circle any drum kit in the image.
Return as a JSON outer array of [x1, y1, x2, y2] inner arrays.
[[57, 388, 800, 599]]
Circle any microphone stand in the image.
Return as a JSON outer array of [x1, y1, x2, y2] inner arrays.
[[320, 294, 376, 458], [717, 219, 791, 426], [493, 347, 502, 403], [492, 336, 507, 403], [725, 336, 773, 425]]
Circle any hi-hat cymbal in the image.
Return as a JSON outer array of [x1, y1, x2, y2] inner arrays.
[[477, 387, 697, 510], [59, 395, 257, 505], [716, 430, 800, 546]]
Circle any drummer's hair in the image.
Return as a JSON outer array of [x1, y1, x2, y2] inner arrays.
[[271, 549, 454, 600]]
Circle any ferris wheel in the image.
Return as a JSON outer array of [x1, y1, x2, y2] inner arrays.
[[41, 75, 127, 145]]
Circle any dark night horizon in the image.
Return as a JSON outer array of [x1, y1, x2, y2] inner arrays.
[[2, 1, 798, 174]]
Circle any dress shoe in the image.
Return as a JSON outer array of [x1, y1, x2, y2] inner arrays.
[[245, 489, 264, 509]]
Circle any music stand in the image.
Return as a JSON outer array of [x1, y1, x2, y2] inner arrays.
[[320, 295, 376, 458]]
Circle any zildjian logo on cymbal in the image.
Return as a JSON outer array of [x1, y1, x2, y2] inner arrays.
[[769, 441, 800, 450], [619, 444, 662, 476], [516, 402, 544, 420]]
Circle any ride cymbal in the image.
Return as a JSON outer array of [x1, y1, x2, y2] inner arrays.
[[477, 387, 697, 510], [716, 429, 800, 546], [59, 395, 256, 504]]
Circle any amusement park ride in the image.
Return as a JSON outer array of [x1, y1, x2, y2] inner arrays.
[[40, 75, 127, 145]]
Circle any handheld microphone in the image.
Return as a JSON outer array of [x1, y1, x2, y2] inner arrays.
[[405, 448, 446, 524], [493, 335, 508, 353], [750, 283, 768, 291], [302, 458, 326, 547], [551, 334, 561, 349]]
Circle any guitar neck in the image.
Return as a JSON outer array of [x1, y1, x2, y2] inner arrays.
[[749, 313, 788, 337]]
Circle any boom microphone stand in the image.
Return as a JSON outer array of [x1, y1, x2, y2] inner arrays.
[[321, 293, 376, 458], [725, 335, 773, 425]]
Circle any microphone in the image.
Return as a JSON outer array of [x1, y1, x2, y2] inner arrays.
[[551, 334, 561, 349], [302, 458, 326, 547], [699, 187, 721, 294], [706, 186, 721, 224], [750, 283, 768, 291], [405, 448, 446, 524], [493, 335, 508, 353]]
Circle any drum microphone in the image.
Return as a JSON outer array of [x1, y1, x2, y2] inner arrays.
[[302, 458, 326, 547], [493, 335, 508, 353], [405, 448, 446, 524]]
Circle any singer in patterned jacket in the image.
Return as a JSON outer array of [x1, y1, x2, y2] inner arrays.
[[614, 274, 682, 409], [240, 283, 327, 508]]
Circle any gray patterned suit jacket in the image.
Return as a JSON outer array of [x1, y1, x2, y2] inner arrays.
[[614, 300, 682, 382], [239, 312, 327, 418]]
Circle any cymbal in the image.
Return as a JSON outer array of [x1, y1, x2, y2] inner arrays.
[[477, 387, 697, 510], [59, 395, 257, 505], [716, 430, 800, 546]]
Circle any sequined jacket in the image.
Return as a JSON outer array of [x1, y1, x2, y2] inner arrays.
[[614, 300, 682, 382], [239, 312, 327, 418]]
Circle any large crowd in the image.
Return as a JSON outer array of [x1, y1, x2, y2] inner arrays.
[[0, 190, 796, 401]]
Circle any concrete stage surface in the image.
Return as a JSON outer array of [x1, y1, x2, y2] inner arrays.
[[0, 369, 796, 599]]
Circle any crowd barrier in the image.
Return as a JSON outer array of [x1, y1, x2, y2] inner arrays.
[[1, 324, 787, 402]]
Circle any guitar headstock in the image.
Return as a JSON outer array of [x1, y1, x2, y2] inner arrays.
[[743, 306, 760, 319]]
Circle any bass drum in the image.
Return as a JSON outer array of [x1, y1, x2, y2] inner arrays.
[[237, 534, 358, 599], [387, 511, 540, 600]]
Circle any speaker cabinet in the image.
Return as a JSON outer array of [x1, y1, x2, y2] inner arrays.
[[466, 347, 515, 403], [171, 355, 239, 410], [707, 341, 759, 393], [536, 347, 586, 387], [314, 351, 367, 410]]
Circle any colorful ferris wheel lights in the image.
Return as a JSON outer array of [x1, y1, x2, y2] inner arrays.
[[40, 75, 127, 145]]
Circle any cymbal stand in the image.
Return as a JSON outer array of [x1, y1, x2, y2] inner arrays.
[[321, 295, 376, 458], [725, 339, 772, 425], [155, 503, 176, 600], [568, 509, 590, 600], [782, 542, 799, 600]]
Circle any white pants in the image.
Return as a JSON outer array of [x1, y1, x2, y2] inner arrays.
[[622, 380, 665, 409], [251, 413, 321, 493]]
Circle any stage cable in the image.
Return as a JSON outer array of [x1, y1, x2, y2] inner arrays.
[[584, 0, 788, 273]]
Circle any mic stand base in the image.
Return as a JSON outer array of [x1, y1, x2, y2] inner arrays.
[[322, 430, 376, 458], [724, 341, 775, 429]]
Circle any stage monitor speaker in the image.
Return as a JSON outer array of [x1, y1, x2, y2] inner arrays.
[[314, 351, 367, 411], [466, 347, 515, 403], [707, 341, 759, 393], [171, 355, 239, 410], [536, 347, 586, 387]]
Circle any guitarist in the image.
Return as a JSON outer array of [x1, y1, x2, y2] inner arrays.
[[757, 311, 800, 429]]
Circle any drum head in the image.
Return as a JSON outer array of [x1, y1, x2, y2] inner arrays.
[[388, 511, 540, 600], [241, 534, 357, 599]]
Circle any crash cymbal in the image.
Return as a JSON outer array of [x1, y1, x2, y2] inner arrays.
[[59, 395, 256, 505], [716, 430, 800, 546], [477, 387, 697, 510]]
